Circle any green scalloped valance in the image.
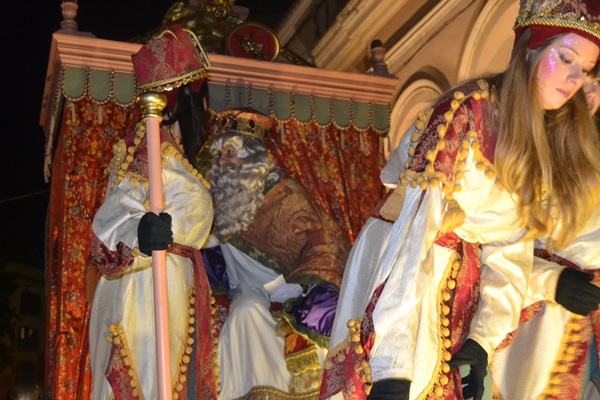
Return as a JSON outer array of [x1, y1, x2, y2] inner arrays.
[[60, 66, 390, 133]]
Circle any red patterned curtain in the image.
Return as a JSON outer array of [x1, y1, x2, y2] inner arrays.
[[268, 120, 386, 244], [45, 97, 138, 400]]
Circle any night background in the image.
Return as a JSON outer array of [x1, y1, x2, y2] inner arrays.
[[2, 0, 294, 269]]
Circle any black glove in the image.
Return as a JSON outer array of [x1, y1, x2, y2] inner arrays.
[[448, 339, 487, 400], [555, 268, 600, 316], [368, 378, 410, 400], [137, 212, 173, 256]]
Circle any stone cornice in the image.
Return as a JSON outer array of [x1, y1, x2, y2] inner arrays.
[[311, 0, 409, 70], [276, 0, 314, 44], [311, 0, 473, 75], [385, 0, 476, 76]]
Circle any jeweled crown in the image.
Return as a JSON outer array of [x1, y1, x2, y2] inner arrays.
[[211, 108, 273, 144], [514, 0, 600, 49]]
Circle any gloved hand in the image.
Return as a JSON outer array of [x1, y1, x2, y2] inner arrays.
[[367, 378, 410, 400], [555, 267, 600, 316], [448, 339, 487, 400], [137, 212, 173, 256], [264, 275, 303, 303]]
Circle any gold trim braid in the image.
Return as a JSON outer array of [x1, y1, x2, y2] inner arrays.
[[234, 386, 319, 400], [513, 0, 600, 41], [515, 16, 600, 40]]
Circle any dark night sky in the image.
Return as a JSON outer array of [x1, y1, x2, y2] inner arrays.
[[1, 0, 294, 268]]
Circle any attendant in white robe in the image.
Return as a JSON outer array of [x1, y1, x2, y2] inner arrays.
[[88, 25, 218, 400], [328, 124, 415, 351], [492, 67, 600, 400]]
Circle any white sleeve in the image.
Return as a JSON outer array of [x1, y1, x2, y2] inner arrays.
[[468, 239, 533, 356], [380, 123, 416, 189], [92, 144, 213, 252], [369, 185, 444, 381], [524, 254, 562, 305]]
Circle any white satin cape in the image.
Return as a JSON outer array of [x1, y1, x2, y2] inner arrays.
[[89, 148, 213, 400], [217, 243, 327, 399]]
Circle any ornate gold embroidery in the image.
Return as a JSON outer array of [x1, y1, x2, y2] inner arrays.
[[515, 0, 600, 43], [540, 313, 589, 399], [107, 123, 211, 193], [416, 252, 461, 400], [233, 385, 319, 399], [105, 321, 145, 400]]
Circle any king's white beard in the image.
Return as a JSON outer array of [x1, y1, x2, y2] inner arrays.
[[209, 164, 266, 242]]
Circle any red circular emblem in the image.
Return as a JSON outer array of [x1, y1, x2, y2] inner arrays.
[[226, 22, 280, 61]]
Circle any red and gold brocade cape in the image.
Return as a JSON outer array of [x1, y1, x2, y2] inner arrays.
[[232, 176, 350, 289], [226, 176, 351, 389]]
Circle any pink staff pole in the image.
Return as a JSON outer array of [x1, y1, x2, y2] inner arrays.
[[136, 91, 173, 400]]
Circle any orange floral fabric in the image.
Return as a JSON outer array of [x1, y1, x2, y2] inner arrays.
[[267, 120, 386, 244], [45, 98, 138, 400]]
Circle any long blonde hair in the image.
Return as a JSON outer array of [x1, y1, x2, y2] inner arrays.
[[494, 30, 600, 249]]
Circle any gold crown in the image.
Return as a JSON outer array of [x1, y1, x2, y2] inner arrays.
[[211, 108, 273, 143], [514, 0, 600, 47]]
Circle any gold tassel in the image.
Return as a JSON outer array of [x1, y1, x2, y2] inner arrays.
[[287, 345, 322, 393], [440, 198, 466, 233], [97, 104, 103, 125], [286, 345, 320, 376], [290, 368, 323, 393], [378, 187, 406, 222]]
